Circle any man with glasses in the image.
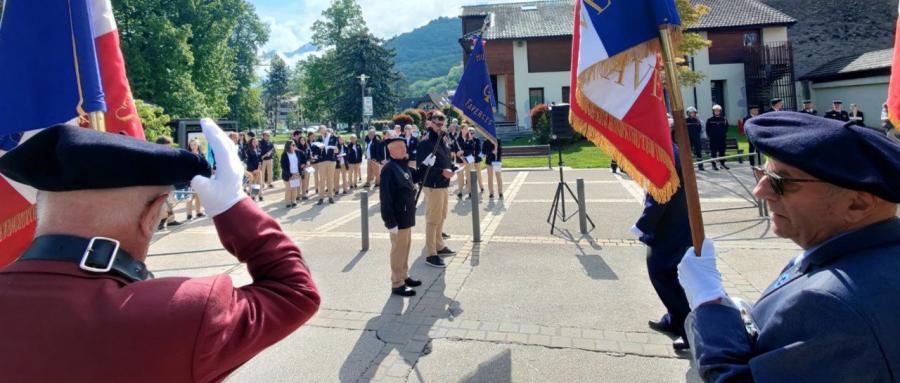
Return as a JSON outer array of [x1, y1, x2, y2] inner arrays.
[[415, 111, 457, 268], [678, 112, 900, 381]]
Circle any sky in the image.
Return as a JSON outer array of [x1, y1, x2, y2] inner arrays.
[[248, 0, 519, 54]]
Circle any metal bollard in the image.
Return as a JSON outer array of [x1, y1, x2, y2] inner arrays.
[[361, 191, 369, 251], [577, 178, 588, 234], [470, 170, 481, 243]]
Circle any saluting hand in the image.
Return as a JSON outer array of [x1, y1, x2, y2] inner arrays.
[[191, 118, 247, 217]]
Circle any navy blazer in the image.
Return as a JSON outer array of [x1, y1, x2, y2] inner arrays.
[[482, 139, 502, 163], [634, 145, 691, 252], [316, 135, 340, 162], [245, 147, 261, 171], [346, 143, 363, 164], [379, 160, 417, 230], [279, 150, 306, 182], [688, 218, 900, 382]]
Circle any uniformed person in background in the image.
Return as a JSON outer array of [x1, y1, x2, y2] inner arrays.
[[679, 112, 900, 382], [685, 106, 705, 171], [739, 105, 762, 166], [849, 103, 865, 127], [403, 124, 418, 169], [0, 120, 320, 382], [799, 100, 817, 115], [363, 128, 382, 188], [705, 105, 729, 170], [769, 97, 784, 113], [416, 111, 457, 268], [824, 100, 850, 122], [380, 137, 422, 297]]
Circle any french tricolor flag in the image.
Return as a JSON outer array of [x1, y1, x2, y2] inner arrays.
[[0, 0, 143, 267], [569, 0, 682, 203]]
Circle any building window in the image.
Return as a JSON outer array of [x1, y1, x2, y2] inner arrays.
[[708, 29, 760, 65], [529, 88, 545, 108], [527, 37, 572, 73], [562, 86, 570, 103]]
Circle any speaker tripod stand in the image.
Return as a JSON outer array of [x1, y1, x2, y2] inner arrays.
[[546, 139, 595, 234]]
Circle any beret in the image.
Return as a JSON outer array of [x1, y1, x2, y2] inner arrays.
[[746, 112, 900, 203], [383, 137, 406, 145], [0, 125, 211, 191]]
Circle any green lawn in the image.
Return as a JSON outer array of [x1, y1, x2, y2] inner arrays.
[[504, 139, 611, 169]]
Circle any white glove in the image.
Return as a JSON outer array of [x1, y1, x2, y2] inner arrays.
[[422, 153, 436, 167], [629, 225, 644, 237], [388, 227, 399, 234], [677, 239, 727, 310], [190, 119, 247, 217]]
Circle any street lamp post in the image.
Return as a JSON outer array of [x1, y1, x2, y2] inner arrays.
[[357, 74, 369, 136]]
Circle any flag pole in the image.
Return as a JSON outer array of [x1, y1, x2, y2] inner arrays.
[[88, 111, 107, 132], [658, 26, 705, 256]]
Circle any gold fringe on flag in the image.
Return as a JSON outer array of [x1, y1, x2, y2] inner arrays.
[[570, 87, 680, 204], [0, 205, 36, 242], [577, 32, 681, 89]]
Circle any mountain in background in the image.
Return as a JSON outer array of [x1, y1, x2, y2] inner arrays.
[[261, 43, 318, 64], [758, 0, 895, 77], [384, 16, 462, 88]]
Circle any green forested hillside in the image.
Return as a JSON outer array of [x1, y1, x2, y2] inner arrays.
[[384, 17, 461, 90]]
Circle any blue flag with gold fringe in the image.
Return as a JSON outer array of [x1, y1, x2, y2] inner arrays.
[[451, 35, 497, 144]]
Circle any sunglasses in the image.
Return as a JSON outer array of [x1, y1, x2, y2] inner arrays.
[[433, 116, 446, 121], [752, 166, 824, 196]]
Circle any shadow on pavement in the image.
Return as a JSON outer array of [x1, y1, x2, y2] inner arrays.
[[459, 349, 512, 383]]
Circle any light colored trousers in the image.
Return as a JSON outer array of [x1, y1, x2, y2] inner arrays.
[[349, 163, 361, 187], [423, 187, 448, 256], [487, 165, 503, 196], [284, 175, 300, 203], [366, 160, 381, 186], [390, 228, 412, 288], [261, 159, 274, 186], [318, 161, 336, 199]]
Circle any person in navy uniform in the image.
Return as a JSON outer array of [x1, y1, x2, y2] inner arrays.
[[768, 97, 784, 113], [403, 124, 419, 169], [315, 126, 339, 205], [705, 105, 729, 170], [686, 106, 705, 171], [799, 100, 817, 115], [740, 105, 762, 166], [633, 118, 693, 352], [416, 112, 458, 268], [346, 135, 363, 189], [678, 112, 900, 382], [363, 128, 382, 188], [379, 137, 422, 297], [482, 137, 503, 199], [824, 100, 850, 122]]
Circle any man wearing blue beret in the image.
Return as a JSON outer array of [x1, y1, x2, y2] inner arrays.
[[678, 112, 900, 382], [0, 121, 320, 381]]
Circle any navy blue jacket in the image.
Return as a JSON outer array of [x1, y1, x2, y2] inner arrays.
[[416, 130, 453, 189], [346, 143, 363, 164], [258, 139, 275, 161], [404, 136, 418, 159], [316, 135, 340, 162], [705, 116, 728, 140], [245, 147, 261, 171], [634, 145, 691, 251], [279, 150, 307, 182], [688, 218, 900, 382], [482, 139, 502, 163], [379, 159, 416, 229]]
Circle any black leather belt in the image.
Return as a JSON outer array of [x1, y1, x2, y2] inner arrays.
[[18, 235, 153, 282]]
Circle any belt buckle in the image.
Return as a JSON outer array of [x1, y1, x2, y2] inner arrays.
[[79, 236, 120, 273]]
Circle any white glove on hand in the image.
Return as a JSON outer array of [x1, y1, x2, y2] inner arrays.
[[677, 239, 727, 310], [190, 118, 247, 217], [629, 225, 644, 237], [422, 154, 436, 167], [388, 227, 399, 234]]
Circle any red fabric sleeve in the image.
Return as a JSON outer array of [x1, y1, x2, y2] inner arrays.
[[192, 198, 320, 382]]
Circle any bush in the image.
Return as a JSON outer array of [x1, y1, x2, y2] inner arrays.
[[416, 109, 429, 124], [136, 99, 171, 143], [441, 105, 461, 122], [392, 114, 414, 127], [402, 108, 422, 126], [530, 104, 551, 144]]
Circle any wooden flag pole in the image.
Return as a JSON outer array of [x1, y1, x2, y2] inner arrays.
[[658, 26, 705, 256], [88, 111, 106, 132]]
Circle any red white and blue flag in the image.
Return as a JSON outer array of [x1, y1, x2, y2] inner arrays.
[[887, 1, 900, 131], [0, 0, 143, 267], [569, 0, 682, 203]]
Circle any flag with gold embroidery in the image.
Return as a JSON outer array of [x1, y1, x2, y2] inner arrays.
[[569, 0, 681, 202]]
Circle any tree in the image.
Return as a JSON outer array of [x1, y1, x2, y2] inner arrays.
[[676, 0, 711, 87], [136, 99, 172, 142], [310, 0, 368, 48], [227, 1, 269, 130], [332, 31, 401, 125], [297, 52, 338, 123], [263, 55, 290, 128]]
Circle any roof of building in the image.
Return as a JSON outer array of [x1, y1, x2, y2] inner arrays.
[[800, 48, 893, 82], [460, 0, 795, 40], [690, 0, 795, 31]]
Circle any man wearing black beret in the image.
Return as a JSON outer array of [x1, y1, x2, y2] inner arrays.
[[380, 137, 422, 297], [677, 112, 900, 381], [0, 120, 320, 381]]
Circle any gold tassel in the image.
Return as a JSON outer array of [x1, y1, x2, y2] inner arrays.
[[1, 205, 36, 242]]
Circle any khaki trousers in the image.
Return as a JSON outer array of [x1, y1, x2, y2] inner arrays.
[[487, 165, 504, 196], [301, 169, 309, 197], [334, 165, 348, 192], [349, 163, 361, 187], [318, 161, 336, 199], [261, 159, 274, 186], [474, 162, 484, 191], [366, 160, 381, 186], [284, 175, 299, 203], [390, 228, 412, 288], [456, 163, 470, 195], [312, 162, 320, 192], [423, 187, 448, 256]]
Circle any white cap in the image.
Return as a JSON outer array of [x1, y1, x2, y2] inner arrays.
[[686, 106, 697, 113], [712, 104, 723, 110]]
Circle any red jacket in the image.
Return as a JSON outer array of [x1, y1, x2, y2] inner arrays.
[[0, 199, 320, 382]]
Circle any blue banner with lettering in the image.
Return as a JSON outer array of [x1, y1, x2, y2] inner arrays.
[[451, 35, 497, 143]]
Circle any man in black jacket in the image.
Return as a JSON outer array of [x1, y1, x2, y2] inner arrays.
[[705, 105, 729, 170], [415, 111, 457, 268], [380, 138, 422, 297], [363, 129, 382, 188]]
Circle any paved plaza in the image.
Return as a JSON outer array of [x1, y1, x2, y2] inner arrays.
[[148, 163, 799, 382]]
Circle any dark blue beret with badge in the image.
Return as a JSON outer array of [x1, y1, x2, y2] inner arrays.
[[746, 112, 900, 203], [0, 125, 211, 191]]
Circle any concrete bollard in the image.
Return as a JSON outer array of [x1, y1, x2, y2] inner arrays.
[[577, 178, 587, 234], [470, 170, 481, 243], [361, 191, 369, 251]]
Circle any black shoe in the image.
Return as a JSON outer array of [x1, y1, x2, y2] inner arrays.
[[437, 247, 456, 256], [302, 196, 309, 201], [329, 198, 335, 204], [392, 285, 416, 297], [648, 318, 678, 337], [317, 199, 324, 205], [712, 165, 720, 171], [343, 190, 349, 195], [425, 256, 446, 268], [167, 220, 182, 226], [197, 213, 206, 218], [363, 182, 370, 188], [157, 221, 166, 231], [722, 164, 730, 170], [186, 214, 193, 221], [673, 337, 690, 351], [457, 193, 463, 199], [259, 195, 264, 201], [404, 278, 422, 287], [698, 165, 705, 171], [489, 194, 494, 199], [499, 193, 504, 199], [442, 232, 451, 239]]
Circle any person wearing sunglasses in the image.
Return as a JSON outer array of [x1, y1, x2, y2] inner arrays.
[[678, 112, 900, 382]]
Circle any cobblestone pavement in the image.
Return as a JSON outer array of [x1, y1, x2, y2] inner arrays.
[[148, 164, 798, 382]]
